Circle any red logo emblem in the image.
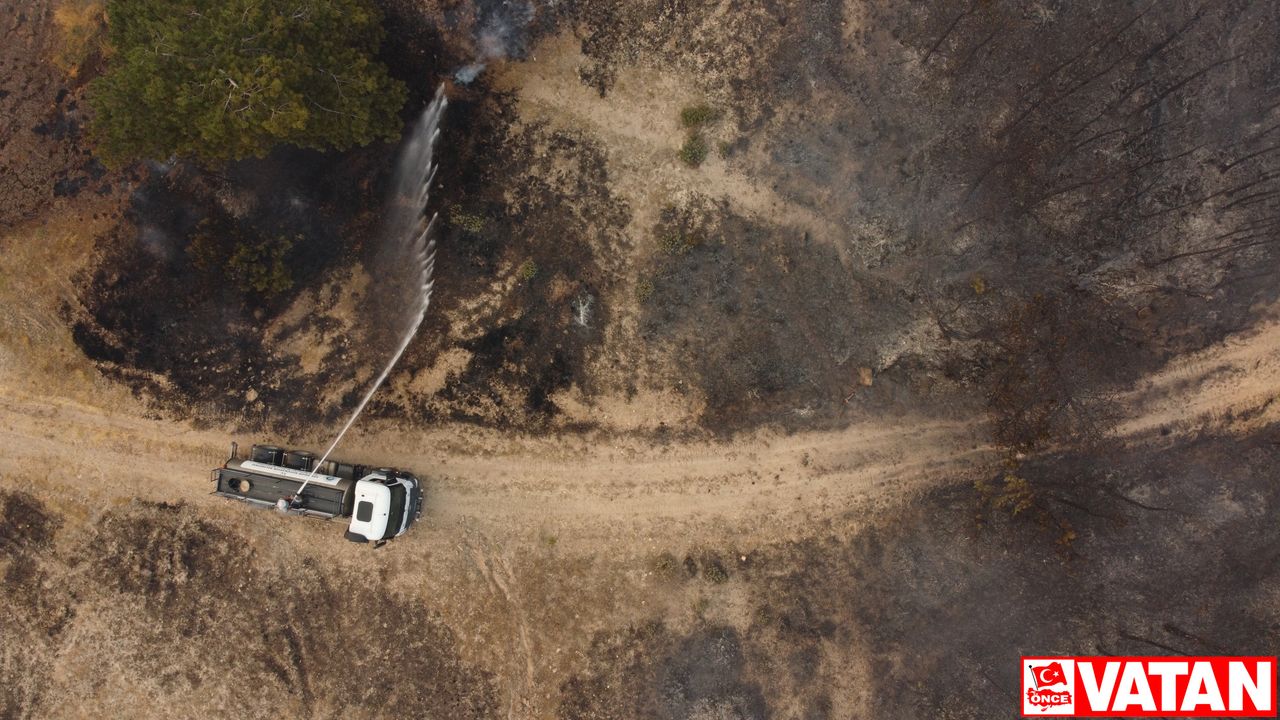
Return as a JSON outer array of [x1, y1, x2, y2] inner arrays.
[[1027, 661, 1074, 711], [1033, 662, 1068, 689]]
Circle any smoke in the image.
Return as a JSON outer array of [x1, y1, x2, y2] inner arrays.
[[138, 225, 175, 261], [453, 0, 536, 85], [454, 62, 486, 84]]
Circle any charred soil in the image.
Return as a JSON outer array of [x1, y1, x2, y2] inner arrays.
[[5, 1, 1280, 719]]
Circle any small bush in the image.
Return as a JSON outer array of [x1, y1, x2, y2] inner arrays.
[[517, 259, 539, 281], [228, 235, 297, 297], [701, 557, 729, 584], [451, 209, 487, 233], [186, 224, 227, 273], [975, 468, 1078, 551], [188, 220, 297, 298], [679, 134, 709, 167], [680, 104, 721, 128], [658, 231, 702, 256], [635, 278, 655, 303], [651, 552, 686, 581]]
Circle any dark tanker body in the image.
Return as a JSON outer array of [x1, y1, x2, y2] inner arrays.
[[211, 443, 423, 545]]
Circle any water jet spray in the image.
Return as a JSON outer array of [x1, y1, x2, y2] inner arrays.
[[293, 85, 449, 499]]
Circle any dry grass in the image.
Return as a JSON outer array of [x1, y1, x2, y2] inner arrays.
[[52, 0, 107, 78], [0, 194, 128, 403]]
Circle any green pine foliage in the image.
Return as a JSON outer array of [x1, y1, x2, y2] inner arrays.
[[89, 0, 407, 166], [227, 233, 296, 297]]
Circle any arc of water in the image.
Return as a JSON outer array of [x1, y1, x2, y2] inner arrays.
[[307, 228, 435, 471], [294, 86, 448, 501]]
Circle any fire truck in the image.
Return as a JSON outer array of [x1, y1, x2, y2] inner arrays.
[[211, 442, 423, 546]]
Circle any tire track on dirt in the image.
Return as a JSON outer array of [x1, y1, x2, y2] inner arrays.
[[0, 310, 1276, 542], [1115, 311, 1280, 438], [0, 383, 989, 540]]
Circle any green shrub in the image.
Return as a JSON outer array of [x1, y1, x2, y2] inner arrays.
[[451, 209, 487, 233], [517, 259, 539, 281], [635, 278, 655, 303], [679, 134, 709, 167], [679, 104, 721, 128], [187, 219, 296, 298], [227, 234, 296, 297]]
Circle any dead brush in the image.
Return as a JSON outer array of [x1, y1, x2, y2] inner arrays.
[[52, 0, 107, 78]]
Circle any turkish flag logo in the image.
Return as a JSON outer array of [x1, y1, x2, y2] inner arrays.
[[1031, 662, 1068, 689]]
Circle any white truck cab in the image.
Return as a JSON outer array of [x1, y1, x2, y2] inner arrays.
[[344, 471, 422, 546]]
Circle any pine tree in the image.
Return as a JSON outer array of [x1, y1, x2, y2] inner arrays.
[[89, 0, 407, 166]]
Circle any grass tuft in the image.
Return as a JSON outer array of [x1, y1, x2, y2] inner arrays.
[[679, 134, 709, 167], [517, 259, 539, 281], [680, 104, 721, 128]]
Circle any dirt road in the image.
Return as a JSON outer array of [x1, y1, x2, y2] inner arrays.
[[0, 380, 989, 547], [2, 303, 1276, 550], [1117, 306, 1280, 438]]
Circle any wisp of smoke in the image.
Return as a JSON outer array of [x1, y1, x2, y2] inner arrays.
[[455, 62, 486, 84], [453, 0, 535, 85]]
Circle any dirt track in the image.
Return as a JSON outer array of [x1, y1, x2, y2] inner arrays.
[[2, 304, 1275, 546], [1117, 306, 1280, 437], [0, 379, 987, 545]]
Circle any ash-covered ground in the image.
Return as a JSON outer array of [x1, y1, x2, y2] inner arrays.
[[3, 0, 1280, 718], [65, 0, 1280, 441]]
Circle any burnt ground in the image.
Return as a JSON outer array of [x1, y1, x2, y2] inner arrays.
[[547, 0, 1280, 436], [406, 97, 629, 428], [555, 427, 1280, 719], [67, 93, 627, 430], [58, 0, 1280, 442], [67, 147, 399, 425], [0, 494, 497, 719], [0, 0, 113, 229], [5, 0, 1280, 717], [635, 195, 918, 430]]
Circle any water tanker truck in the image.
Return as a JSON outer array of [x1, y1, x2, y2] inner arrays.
[[211, 442, 422, 546]]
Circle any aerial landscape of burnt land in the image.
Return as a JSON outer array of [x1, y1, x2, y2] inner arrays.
[[2, 0, 1280, 717]]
